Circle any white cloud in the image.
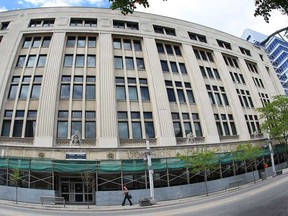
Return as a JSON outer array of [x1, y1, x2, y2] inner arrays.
[[135, 0, 288, 37], [21, 0, 106, 7], [0, 7, 8, 12]]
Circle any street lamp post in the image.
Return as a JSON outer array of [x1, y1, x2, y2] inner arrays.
[[266, 130, 276, 176], [145, 137, 157, 205]]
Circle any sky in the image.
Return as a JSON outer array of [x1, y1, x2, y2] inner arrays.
[[0, 0, 287, 38]]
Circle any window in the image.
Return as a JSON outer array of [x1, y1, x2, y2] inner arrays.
[[170, 62, 178, 73], [193, 48, 214, 62], [37, 55, 47, 67], [75, 55, 84, 67], [26, 55, 36, 67], [245, 61, 258, 73], [77, 36, 86, 47], [116, 86, 126, 100], [16, 56, 26, 67], [113, 38, 121, 49], [161, 60, 169, 72], [125, 57, 134, 69], [60, 84, 70, 99], [153, 25, 176, 36], [113, 20, 138, 30], [1, 120, 11, 136], [118, 122, 129, 138], [239, 47, 251, 56], [70, 18, 97, 27], [128, 86, 138, 100], [31, 84, 41, 98], [136, 58, 145, 70], [114, 56, 123, 69], [179, 63, 187, 74], [217, 39, 231, 50], [29, 19, 55, 27], [206, 85, 229, 106], [245, 115, 260, 134], [87, 55, 96, 67], [64, 55, 73, 67], [188, 32, 207, 43], [23, 37, 32, 48], [57, 121, 68, 138], [223, 55, 239, 68], [1, 22, 10, 30], [236, 89, 254, 108]]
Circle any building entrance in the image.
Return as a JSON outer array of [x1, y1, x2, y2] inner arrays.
[[60, 177, 94, 203]]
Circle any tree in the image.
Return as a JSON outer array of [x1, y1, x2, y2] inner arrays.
[[232, 143, 261, 183], [109, 0, 166, 15], [254, 0, 288, 23], [177, 149, 219, 196], [10, 169, 22, 204], [257, 95, 288, 165], [80, 169, 95, 209]]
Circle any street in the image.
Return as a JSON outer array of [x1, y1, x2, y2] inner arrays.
[[0, 175, 288, 216]]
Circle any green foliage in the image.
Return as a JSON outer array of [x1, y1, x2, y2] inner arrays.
[[109, 0, 167, 15], [256, 95, 288, 144], [254, 0, 288, 23], [177, 149, 218, 174], [232, 143, 261, 163], [10, 169, 22, 186]]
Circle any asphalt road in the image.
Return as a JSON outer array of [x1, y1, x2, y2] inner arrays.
[[0, 175, 288, 216]]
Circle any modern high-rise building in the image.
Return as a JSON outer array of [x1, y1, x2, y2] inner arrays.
[[242, 28, 288, 95], [0, 7, 285, 205]]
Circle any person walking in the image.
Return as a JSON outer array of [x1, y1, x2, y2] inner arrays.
[[122, 185, 133, 206]]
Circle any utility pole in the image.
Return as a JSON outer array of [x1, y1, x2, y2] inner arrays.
[[145, 137, 157, 205], [267, 130, 276, 176]]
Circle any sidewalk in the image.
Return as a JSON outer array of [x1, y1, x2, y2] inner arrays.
[[0, 176, 275, 212]]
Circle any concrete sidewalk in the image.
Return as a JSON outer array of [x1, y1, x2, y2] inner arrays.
[[0, 176, 275, 212]]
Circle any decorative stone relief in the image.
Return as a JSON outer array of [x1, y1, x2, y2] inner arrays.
[[140, 23, 153, 32], [56, 17, 69, 26], [99, 18, 112, 28], [177, 29, 188, 38]]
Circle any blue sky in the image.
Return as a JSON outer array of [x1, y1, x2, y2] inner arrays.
[[0, 0, 287, 37]]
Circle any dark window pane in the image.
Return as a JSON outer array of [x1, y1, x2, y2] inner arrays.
[[17, 56, 26, 67], [64, 55, 73, 67], [19, 85, 29, 99], [86, 85, 95, 99], [173, 122, 182, 137], [134, 40, 141, 51], [165, 45, 173, 54], [31, 84, 41, 98], [1, 120, 11, 136], [118, 122, 129, 138], [187, 90, 195, 103], [85, 111, 95, 118], [114, 56, 123, 69], [87, 55, 96, 67], [136, 58, 145, 70], [167, 89, 176, 102], [71, 121, 82, 135], [75, 55, 84, 67], [27, 55, 36, 67], [42, 36, 51, 47], [157, 43, 164, 53], [145, 122, 155, 138], [32, 37, 41, 48], [37, 55, 46, 67], [132, 122, 142, 138], [116, 86, 126, 100], [8, 85, 18, 99], [85, 122, 96, 138], [57, 121, 68, 138], [141, 87, 150, 100], [194, 122, 202, 136], [161, 60, 169, 72], [77, 37, 86, 48], [123, 40, 131, 50], [72, 111, 82, 118], [170, 62, 178, 73], [113, 38, 121, 49], [13, 120, 23, 137], [118, 112, 128, 119], [23, 38, 32, 48], [58, 111, 68, 118], [128, 86, 138, 100], [177, 89, 186, 102], [60, 84, 70, 99], [25, 120, 35, 137], [73, 84, 83, 99], [88, 37, 96, 48], [67, 36, 75, 47], [125, 57, 134, 69], [179, 63, 187, 74]]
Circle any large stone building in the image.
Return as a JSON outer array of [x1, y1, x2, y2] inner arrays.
[[0, 7, 285, 205]]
